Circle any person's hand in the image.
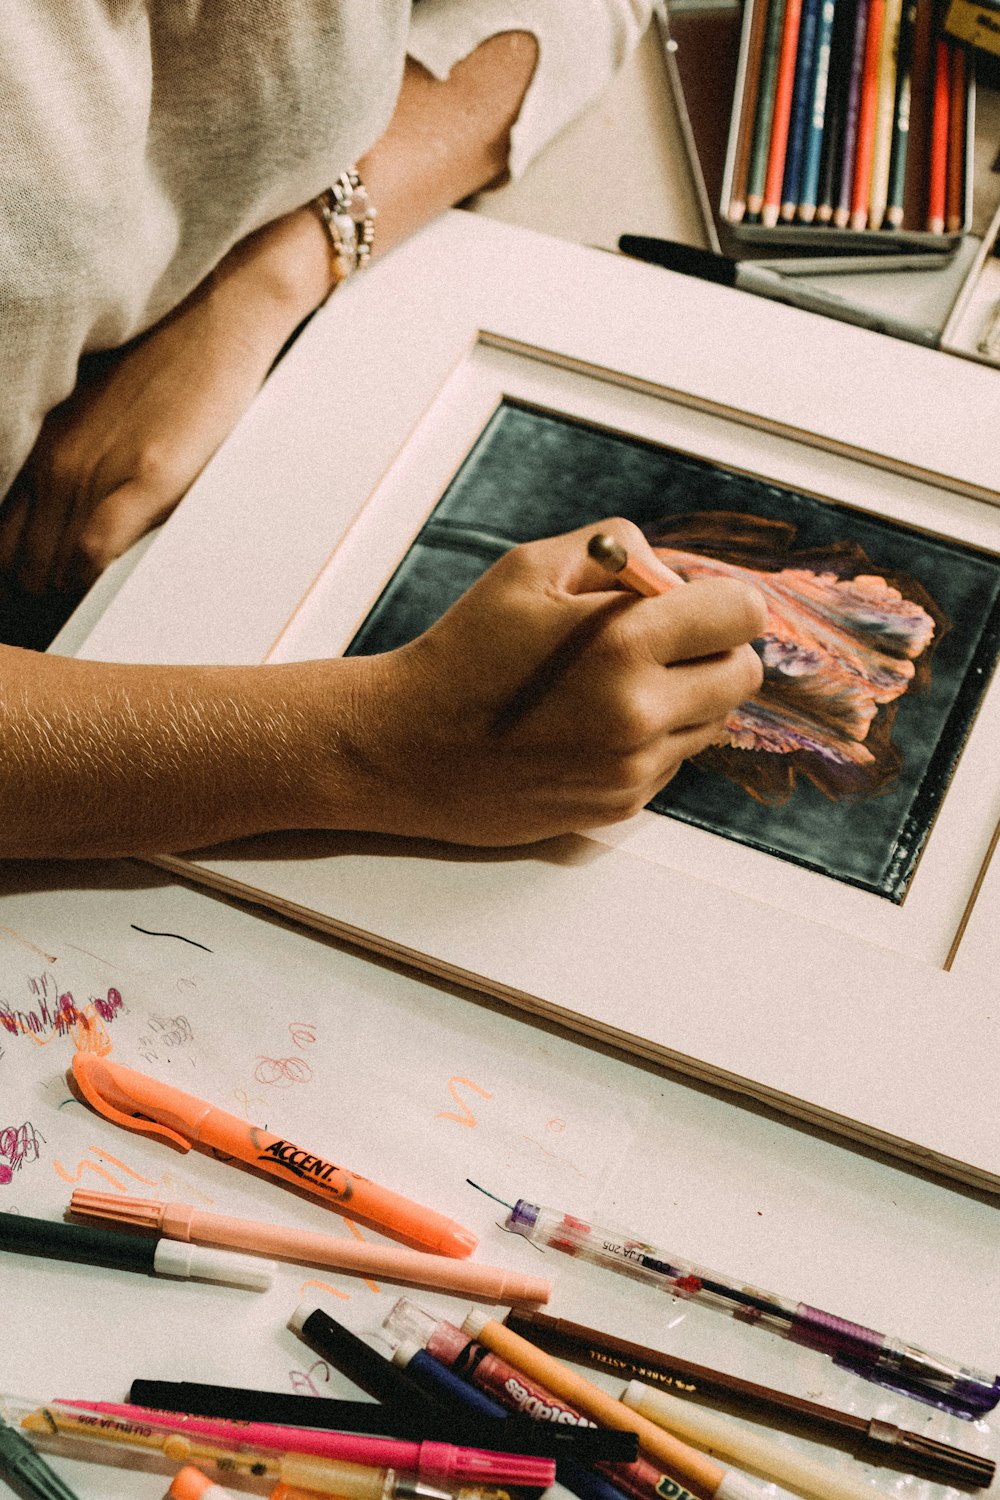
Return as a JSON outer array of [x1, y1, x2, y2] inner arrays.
[[0, 207, 332, 597], [333, 519, 767, 846]]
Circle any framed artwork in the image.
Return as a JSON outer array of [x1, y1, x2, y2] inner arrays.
[[70, 212, 1000, 1191]]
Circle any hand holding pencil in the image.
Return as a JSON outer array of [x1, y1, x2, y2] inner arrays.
[[345, 519, 764, 847]]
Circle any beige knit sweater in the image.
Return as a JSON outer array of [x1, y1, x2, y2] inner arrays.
[[0, 0, 652, 504]]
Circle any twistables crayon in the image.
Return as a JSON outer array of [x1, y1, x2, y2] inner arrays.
[[382, 1301, 698, 1500], [71, 1053, 476, 1257]]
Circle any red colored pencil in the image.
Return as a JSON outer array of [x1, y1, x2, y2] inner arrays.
[[946, 42, 968, 231], [849, 0, 887, 228], [927, 34, 951, 231], [761, 0, 804, 226]]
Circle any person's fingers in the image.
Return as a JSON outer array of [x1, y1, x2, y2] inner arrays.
[[56, 477, 178, 590], [625, 575, 768, 665], [0, 478, 32, 576]]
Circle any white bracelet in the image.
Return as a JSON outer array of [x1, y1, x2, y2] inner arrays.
[[313, 168, 376, 288]]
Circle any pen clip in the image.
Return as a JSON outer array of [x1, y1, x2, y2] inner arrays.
[[71, 1054, 193, 1150]]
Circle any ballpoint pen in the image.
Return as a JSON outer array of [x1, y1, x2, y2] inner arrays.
[[1, 1395, 534, 1495], [0, 1411, 83, 1500], [500, 1197, 1000, 1418], [70, 1052, 476, 1257]]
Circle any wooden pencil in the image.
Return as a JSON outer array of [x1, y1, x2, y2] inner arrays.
[[868, 0, 903, 226], [849, 0, 887, 228], [833, 0, 872, 224], [815, 0, 857, 220], [781, 0, 825, 217], [797, 0, 839, 219], [945, 41, 968, 231], [926, 32, 951, 231], [762, 0, 805, 224], [884, 0, 917, 224], [746, 0, 790, 215], [728, 0, 773, 221], [901, 0, 936, 228]]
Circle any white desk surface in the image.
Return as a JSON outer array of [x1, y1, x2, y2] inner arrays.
[[6, 18, 999, 1500]]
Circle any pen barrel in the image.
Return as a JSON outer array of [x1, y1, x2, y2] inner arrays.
[[166, 1205, 543, 1302], [623, 1383, 899, 1500], [215, 1123, 475, 1258]]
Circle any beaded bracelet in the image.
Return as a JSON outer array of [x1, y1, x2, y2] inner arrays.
[[312, 168, 376, 287]]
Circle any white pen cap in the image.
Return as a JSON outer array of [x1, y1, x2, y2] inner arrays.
[[152, 1238, 275, 1290]]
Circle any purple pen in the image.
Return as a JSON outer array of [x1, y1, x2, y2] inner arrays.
[[502, 1200, 999, 1420]]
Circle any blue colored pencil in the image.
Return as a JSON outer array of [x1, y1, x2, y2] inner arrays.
[[815, 0, 858, 219], [781, 0, 826, 217], [833, 0, 873, 225], [797, 0, 839, 218]]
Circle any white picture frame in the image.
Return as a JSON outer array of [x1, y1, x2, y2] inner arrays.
[[72, 211, 1000, 1192]]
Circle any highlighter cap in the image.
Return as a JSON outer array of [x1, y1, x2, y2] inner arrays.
[[169, 1466, 235, 1500]]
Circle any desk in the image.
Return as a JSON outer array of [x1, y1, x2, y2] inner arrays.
[[3, 18, 998, 1500]]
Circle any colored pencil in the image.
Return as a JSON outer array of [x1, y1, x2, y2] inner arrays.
[[833, 0, 872, 224], [728, 0, 773, 220], [868, 0, 904, 226], [815, 0, 857, 220], [901, 0, 936, 227], [945, 41, 968, 230], [746, 0, 790, 215], [797, 0, 839, 219], [781, 0, 825, 217], [926, 32, 951, 230], [761, 0, 805, 224], [884, 0, 917, 224], [849, 0, 887, 227]]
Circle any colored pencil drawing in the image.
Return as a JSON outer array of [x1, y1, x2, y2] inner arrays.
[[345, 400, 1000, 900], [646, 512, 938, 804]]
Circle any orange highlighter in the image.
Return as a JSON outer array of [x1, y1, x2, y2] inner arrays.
[[70, 1054, 477, 1258]]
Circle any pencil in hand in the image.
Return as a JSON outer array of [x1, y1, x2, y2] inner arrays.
[[587, 532, 683, 596]]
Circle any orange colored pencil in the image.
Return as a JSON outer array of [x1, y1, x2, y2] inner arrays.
[[927, 34, 951, 231], [761, 0, 805, 226], [849, 0, 887, 227], [946, 42, 967, 231], [587, 533, 682, 595]]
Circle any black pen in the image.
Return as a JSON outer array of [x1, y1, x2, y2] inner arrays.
[[127, 1378, 639, 1460], [617, 235, 941, 347]]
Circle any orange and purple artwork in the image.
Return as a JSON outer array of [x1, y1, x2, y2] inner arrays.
[[346, 400, 1000, 900], [647, 512, 939, 805]]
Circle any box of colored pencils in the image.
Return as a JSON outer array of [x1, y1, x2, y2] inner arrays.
[[944, 0, 1000, 58], [722, 0, 976, 242]]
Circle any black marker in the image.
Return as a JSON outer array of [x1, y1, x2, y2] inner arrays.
[[0, 1211, 273, 1290], [617, 235, 941, 347]]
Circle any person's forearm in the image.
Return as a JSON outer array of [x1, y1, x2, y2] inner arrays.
[[0, 648, 373, 859], [233, 31, 540, 320]]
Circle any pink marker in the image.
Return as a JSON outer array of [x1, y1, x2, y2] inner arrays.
[[59, 1401, 554, 1488]]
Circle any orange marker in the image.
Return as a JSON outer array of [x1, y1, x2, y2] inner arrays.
[[71, 1054, 477, 1258], [587, 533, 682, 596]]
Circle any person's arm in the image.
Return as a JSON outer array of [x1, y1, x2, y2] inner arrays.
[[0, 33, 540, 597], [0, 521, 766, 858]]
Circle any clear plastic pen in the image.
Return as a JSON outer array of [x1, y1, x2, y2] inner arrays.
[[504, 1199, 999, 1419]]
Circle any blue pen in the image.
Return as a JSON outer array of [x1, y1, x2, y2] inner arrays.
[[391, 1341, 643, 1500], [0, 1412, 83, 1500], [780, 0, 824, 218], [797, 0, 839, 218]]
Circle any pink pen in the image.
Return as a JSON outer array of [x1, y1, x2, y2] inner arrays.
[[58, 1401, 554, 1487]]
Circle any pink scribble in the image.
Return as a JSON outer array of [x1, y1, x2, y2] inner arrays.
[[0, 972, 124, 1044], [0, 1120, 45, 1179]]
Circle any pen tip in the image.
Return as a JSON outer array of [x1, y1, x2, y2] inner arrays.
[[588, 533, 627, 573]]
